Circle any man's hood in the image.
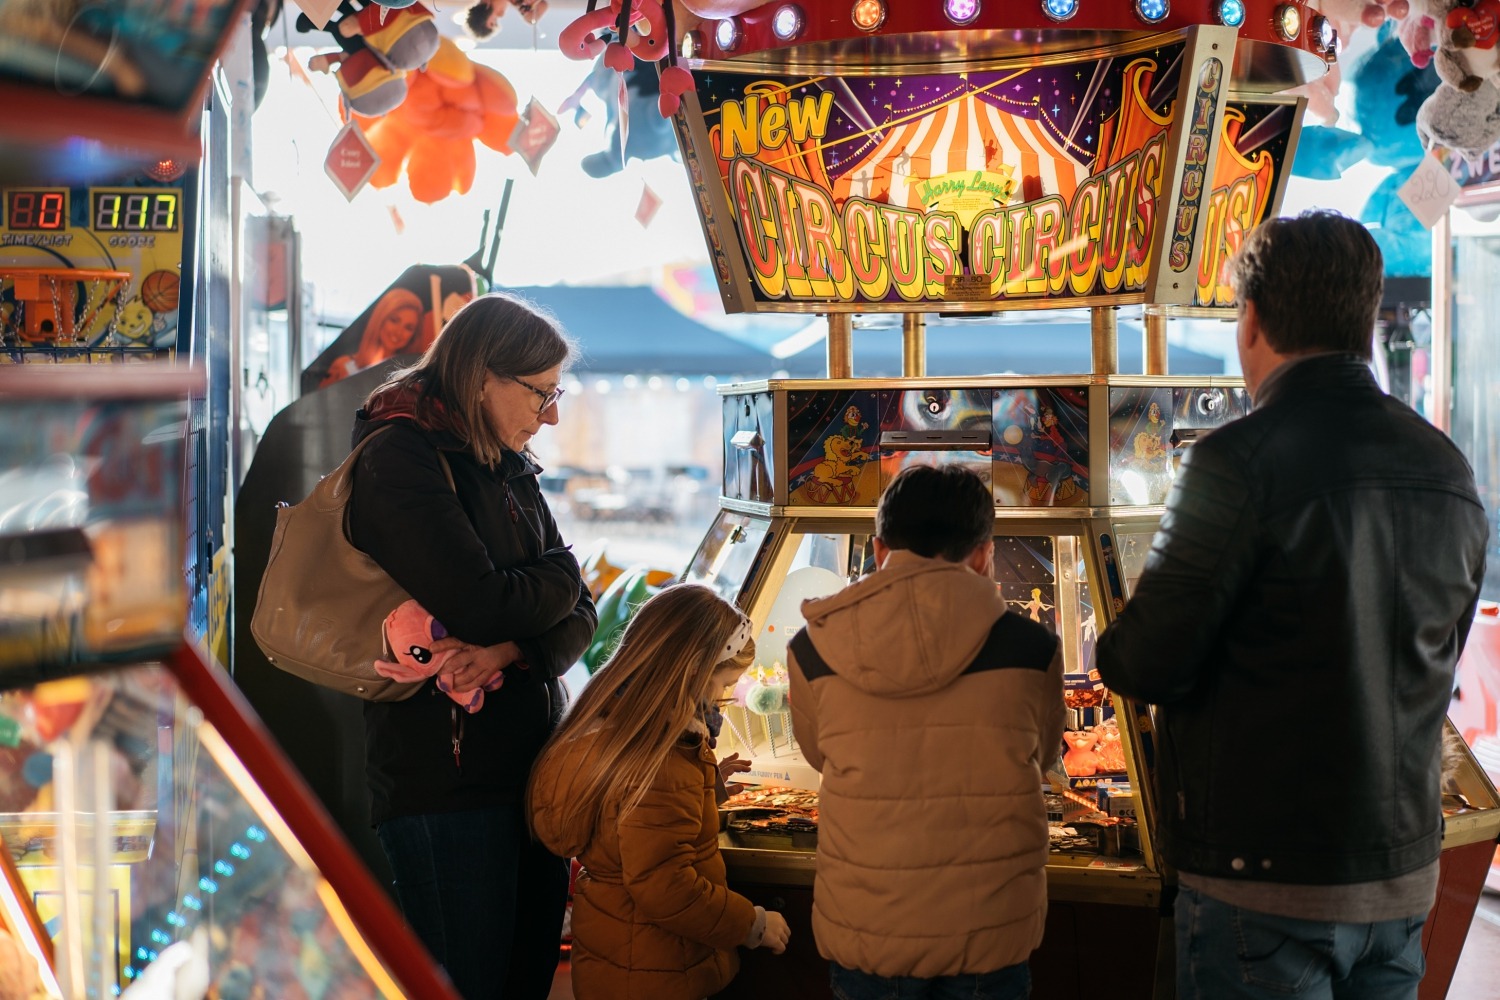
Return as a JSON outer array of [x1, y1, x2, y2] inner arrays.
[[800, 550, 1008, 697]]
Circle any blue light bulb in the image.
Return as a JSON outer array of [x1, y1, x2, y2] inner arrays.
[[1135, 0, 1169, 22], [1217, 0, 1245, 25], [1043, 0, 1078, 19]]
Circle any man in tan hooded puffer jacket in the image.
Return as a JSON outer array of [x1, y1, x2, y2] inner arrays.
[[788, 464, 1065, 1000]]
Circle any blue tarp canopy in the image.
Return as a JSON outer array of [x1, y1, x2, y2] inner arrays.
[[499, 284, 1226, 376]]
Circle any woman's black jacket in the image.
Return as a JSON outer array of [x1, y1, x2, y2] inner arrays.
[[347, 414, 597, 826]]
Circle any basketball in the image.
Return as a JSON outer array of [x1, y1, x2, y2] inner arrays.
[[140, 269, 180, 314]]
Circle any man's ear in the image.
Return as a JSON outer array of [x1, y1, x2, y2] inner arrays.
[[965, 539, 994, 577], [1238, 299, 1261, 352], [872, 537, 891, 568]]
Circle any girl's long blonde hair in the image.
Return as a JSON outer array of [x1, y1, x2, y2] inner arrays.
[[529, 583, 753, 843]]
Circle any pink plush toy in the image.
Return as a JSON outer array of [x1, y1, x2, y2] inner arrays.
[[558, 0, 694, 115], [374, 599, 503, 713]]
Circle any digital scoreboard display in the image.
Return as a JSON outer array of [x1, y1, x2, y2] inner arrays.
[[5, 189, 68, 231], [92, 191, 180, 232]]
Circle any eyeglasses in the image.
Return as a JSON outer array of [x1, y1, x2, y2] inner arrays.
[[507, 374, 565, 414]]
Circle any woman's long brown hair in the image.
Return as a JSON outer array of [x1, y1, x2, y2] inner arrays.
[[528, 583, 753, 846], [369, 292, 576, 466]]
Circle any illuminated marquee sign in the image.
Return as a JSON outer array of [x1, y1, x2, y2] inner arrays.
[[1192, 98, 1302, 308], [677, 29, 1294, 313]]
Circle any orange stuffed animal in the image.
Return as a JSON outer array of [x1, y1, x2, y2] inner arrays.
[[349, 38, 520, 203]]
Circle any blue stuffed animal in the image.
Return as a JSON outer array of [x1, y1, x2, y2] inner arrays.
[[1292, 23, 1441, 276]]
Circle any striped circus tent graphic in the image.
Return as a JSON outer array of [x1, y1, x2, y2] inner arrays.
[[831, 91, 1091, 212]]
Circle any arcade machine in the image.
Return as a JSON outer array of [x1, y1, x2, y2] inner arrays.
[[0, 368, 460, 999], [1430, 164, 1500, 896], [660, 4, 1500, 997], [0, 2, 447, 993]]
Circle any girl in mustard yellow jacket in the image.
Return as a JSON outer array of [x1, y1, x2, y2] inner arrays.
[[528, 584, 790, 1000]]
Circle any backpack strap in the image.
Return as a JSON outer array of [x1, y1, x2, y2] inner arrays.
[[789, 627, 835, 682], [789, 613, 1057, 684], [961, 613, 1058, 676], [324, 423, 455, 509]]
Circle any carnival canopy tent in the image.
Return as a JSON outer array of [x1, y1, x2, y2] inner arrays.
[[500, 284, 782, 375], [773, 319, 1226, 377], [499, 285, 1226, 376]]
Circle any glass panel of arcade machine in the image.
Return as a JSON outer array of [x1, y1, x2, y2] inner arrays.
[[717, 526, 1144, 868], [0, 664, 408, 999], [0, 393, 187, 673], [994, 535, 1142, 867], [683, 511, 771, 601], [719, 529, 871, 790], [0, 378, 446, 999]]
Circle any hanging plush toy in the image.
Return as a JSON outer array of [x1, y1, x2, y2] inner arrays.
[[1293, 23, 1441, 274], [1432, 0, 1500, 90], [563, 57, 682, 176], [373, 599, 504, 713], [298, 1, 441, 117], [462, 0, 549, 40], [1406, 0, 1500, 155], [351, 37, 521, 202], [559, 0, 694, 116]]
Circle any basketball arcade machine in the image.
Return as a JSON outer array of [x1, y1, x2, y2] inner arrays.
[[666, 3, 1500, 997], [0, 3, 453, 996], [0, 370, 460, 999]]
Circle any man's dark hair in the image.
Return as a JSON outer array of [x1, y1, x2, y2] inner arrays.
[[464, 1, 497, 38], [1229, 209, 1382, 360], [876, 464, 992, 562]]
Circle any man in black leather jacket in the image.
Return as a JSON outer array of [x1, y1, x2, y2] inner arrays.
[[1097, 211, 1489, 1000]]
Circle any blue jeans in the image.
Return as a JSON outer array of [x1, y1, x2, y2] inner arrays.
[[830, 962, 1030, 1000], [377, 804, 568, 1000], [1175, 884, 1426, 1000]]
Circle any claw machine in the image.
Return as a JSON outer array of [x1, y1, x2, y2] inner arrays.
[[0, 366, 460, 999], [662, 3, 1500, 997], [1430, 164, 1500, 939]]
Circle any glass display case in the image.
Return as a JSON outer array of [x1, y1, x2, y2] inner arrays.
[[701, 374, 1500, 1000], [0, 367, 458, 1000]]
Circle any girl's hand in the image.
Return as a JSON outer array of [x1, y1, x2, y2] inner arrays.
[[431, 638, 522, 692], [718, 753, 752, 796], [760, 911, 790, 954]]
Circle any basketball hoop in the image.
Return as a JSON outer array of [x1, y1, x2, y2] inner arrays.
[[0, 267, 132, 346]]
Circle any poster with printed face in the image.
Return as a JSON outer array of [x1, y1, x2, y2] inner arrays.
[[302, 264, 476, 394]]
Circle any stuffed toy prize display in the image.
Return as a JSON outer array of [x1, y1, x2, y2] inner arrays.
[[302, 3, 520, 205], [559, 58, 682, 178], [558, 0, 694, 115], [1283, 0, 1500, 167], [298, 0, 441, 117], [1293, 24, 1441, 275], [351, 37, 521, 203]]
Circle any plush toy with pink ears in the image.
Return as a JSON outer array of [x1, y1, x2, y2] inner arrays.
[[374, 599, 503, 712], [558, 0, 695, 116]]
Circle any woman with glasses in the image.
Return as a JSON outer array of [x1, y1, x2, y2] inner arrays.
[[347, 292, 597, 999]]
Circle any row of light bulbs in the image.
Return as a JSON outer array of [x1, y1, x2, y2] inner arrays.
[[707, 0, 1335, 56]]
